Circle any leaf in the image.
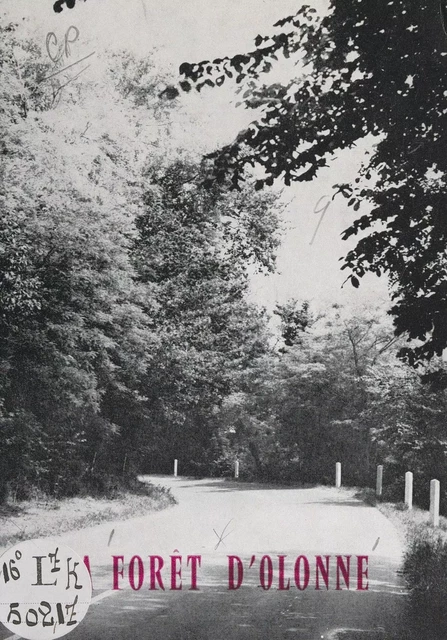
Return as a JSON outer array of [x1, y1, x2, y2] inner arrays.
[[179, 80, 192, 93], [179, 62, 193, 76]]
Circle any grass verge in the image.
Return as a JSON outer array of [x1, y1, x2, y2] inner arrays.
[[355, 487, 447, 540], [356, 487, 447, 637], [0, 481, 176, 549]]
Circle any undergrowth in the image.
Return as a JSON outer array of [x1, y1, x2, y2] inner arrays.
[[0, 480, 175, 548]]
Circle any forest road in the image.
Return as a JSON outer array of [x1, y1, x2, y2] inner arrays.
[[1, 477, 407, 640]]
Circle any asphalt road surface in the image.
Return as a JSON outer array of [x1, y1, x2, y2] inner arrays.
[[0, 477, 409, 640]]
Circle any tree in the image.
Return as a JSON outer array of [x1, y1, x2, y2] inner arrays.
[[130, 159, 279, 473], [274, 299, 312, 348], [0, 20, 283, 495], [177, 1, 447, 370], [363, 358, 447, 511], [0, 23, 171, 497], [210, 302, 399, 484]]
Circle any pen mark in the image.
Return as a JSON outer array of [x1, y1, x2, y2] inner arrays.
[[46, 25, 80, 62], [141, 0, 148, 23], [213, 519, 234, 550], [81, 121, 91, 138], [310, 195, 331, 245], [108, 529, 115, 547], [39, 51, 96, 84], [372, 536, 380, 551]]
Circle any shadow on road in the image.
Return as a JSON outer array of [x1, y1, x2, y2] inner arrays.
[[167, 479, 344, 493], [164, 480, 367, 508]]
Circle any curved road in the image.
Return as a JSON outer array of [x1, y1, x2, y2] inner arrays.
[[1, 477, 407, 640]]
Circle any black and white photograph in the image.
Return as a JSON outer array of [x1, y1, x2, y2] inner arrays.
[[0, 1, 447, 638]]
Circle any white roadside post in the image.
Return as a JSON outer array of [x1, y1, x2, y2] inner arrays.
[[404, 471, 413, 509], [234, 460, 239, 480], [174, 458, 178, 477], [335, 462, 342, 489], [430, 479, 440, 527], [376, 465, 383, 498]]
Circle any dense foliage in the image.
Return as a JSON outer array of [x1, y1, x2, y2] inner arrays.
[[212, 302, 447, 512], [403, 526, 447, 636], [3, 9, 447, 513], [0, 19, 279, 499], [178, 0, 447, 370]]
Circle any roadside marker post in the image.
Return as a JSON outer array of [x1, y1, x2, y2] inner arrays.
[[234, 460, 239, 479], [174, 458, 178, 477], [376, 465, 383, 498], [430, 479, 440, 527], [405, 471, 413, 509], [335, 462, 341, 488]]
